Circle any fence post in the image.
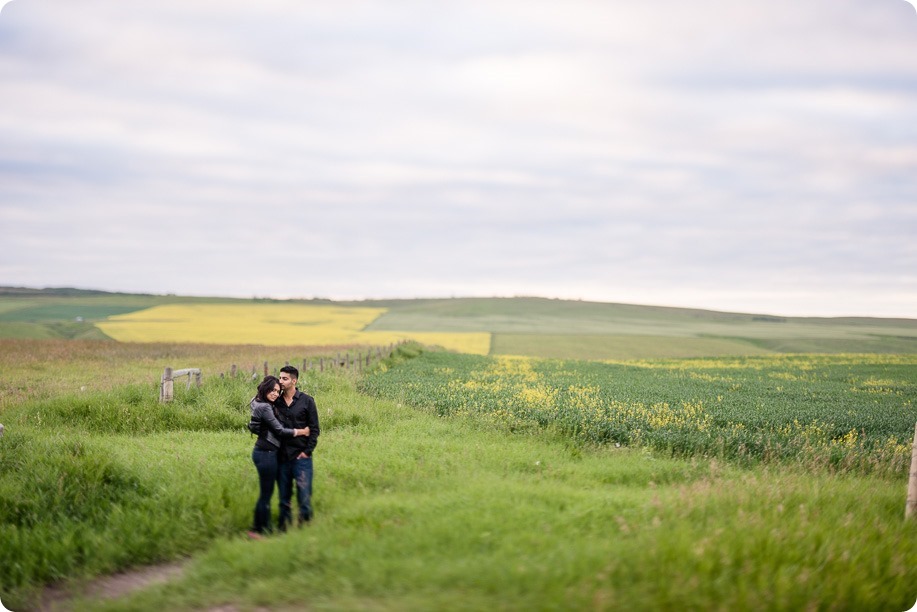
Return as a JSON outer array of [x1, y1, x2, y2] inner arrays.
[[160, 367, 174, 403], [319, 357, 324, 372], [907, 422, 917, 519], [263, 361, 268, 377], [231, 364, 237, 377], [195, 370, 202, 388]]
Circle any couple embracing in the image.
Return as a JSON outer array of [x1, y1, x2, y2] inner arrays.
[[247, 365, 320, 538]]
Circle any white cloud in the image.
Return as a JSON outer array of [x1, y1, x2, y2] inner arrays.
[[0, 0, 915, 316]]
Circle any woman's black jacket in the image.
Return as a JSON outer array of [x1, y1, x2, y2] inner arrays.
[[248, 398, 295, 450]]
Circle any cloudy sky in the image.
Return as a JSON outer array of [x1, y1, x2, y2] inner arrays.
[[1, 0, 915, 317]]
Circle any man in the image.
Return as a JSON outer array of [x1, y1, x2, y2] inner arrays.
[[274, 365, 320, 529]]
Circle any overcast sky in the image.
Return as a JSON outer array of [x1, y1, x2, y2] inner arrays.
[[1, 0, 915, 317]]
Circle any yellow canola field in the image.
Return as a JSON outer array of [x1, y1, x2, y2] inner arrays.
[[97, 303, 491, 355]]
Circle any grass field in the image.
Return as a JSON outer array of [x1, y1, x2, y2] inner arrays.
[[364, 297, 917, 359], [1, 291, 915, 607], [0, 341, 916, 610], [490, 333, 773, 360], [3, 291, 915, 359]]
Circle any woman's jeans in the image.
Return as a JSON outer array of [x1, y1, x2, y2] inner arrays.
[[251, 448, 279, 534], [278, 456, 313, 530]]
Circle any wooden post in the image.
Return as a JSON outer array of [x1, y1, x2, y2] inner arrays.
[[303, 359, 308, 371], [160, 367, 174, 403], [194, 370, 202, 388], [319, 357, 324, 372], [263, 361, 268, 377], [907, 422, 917, 519], [231, 364, 237, 377]]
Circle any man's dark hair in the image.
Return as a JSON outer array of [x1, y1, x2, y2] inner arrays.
[[255, 375, 281, 402], [280, 365, 299, 380]]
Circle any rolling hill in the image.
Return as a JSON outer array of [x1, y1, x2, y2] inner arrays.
[[1, 288, 915, 359]]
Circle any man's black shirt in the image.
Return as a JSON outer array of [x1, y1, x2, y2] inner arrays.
[[273, 389, 320, 461]]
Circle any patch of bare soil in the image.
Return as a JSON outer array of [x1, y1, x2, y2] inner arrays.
[[35, 561, 187, 611]]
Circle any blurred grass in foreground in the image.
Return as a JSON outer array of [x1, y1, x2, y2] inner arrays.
[[0, 343, 914, 610]]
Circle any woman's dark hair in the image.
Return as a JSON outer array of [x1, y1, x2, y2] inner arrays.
[[256, 375, 281, 402]]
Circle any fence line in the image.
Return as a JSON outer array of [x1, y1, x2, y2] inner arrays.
[[159, 341, 406, 402]]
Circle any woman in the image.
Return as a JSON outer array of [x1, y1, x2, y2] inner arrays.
[[248, 375, 309, 538]]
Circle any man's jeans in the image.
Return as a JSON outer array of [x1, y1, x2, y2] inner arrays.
[[278, 456, 313, 530], [251, 448, 279, 534]]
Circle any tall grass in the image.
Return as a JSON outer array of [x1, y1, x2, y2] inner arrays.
[[0, 381, 245, 603], [1, 344, 916, 610], [61, 370, 917, 612], [7, 377, 249, 435]]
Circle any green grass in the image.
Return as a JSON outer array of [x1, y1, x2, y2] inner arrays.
[[0, 322, 62, 340], [50, 374, 917, 611], [1, 341, 916, 610], [491, 333, 773, 360], [0, 320, 113, 341], [0, 338, 362, 413], [0, 304, 147, 322], [747, 335, 917, 354], [0, 296, 169, 340]]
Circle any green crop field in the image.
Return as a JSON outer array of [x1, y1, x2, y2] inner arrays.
[[360, 351, 917, 475]]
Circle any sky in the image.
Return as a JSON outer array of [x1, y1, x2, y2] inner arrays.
[[1, 0, 915, 318]]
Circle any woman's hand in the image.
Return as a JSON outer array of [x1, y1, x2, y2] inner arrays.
[[295, 427, 311, 437]]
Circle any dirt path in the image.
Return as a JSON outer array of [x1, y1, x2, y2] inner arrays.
[[36, 561, 187, 611]]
